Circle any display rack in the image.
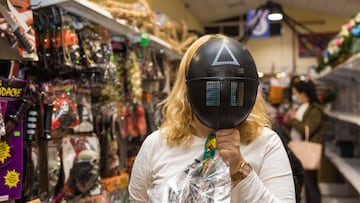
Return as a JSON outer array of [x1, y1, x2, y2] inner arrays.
[[318, 54, 360, 117], [317, 54, 360, 197], [318, 54, 360, 83], [33, 0, 182, 59], [324, 110, 360, 127], [325, 142, 360, 194]]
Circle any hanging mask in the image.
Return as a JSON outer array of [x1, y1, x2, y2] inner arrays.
[[186, 36, 259, 129]]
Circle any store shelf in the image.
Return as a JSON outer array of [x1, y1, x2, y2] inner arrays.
[[325, 110, 360, 127], [35, 0, 182, 59], [318, 54, 360, 83], [325, 142, 360, 195]]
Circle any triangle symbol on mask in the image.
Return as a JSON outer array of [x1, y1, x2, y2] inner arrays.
[[211, 43, 240, 66]]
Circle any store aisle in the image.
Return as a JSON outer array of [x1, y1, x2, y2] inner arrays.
[[299, 183, 360, 203], [320, 197, 359, 203]]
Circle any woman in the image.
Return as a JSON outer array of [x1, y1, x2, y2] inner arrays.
[[129, 34, 295, 202], [285, 80, 326, 203]]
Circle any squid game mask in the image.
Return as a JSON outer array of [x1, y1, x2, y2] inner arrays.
[[186, 36, 259, 129]]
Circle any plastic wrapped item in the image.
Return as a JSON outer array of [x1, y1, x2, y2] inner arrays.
[[48, 140, 62, 200], [148, 134, 231, 203], [43, 80, 80, 135], [73, 85, 93, 133], [0, 105, 5, 137], [57, 138, 105, 203]]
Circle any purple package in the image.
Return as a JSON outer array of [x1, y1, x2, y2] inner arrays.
[[0, 77, 28, 201]]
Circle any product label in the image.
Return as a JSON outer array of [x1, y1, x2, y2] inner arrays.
[[0, 79, 27, 99], [0, 141, 11, 165], [0, 77, 27, 200], [26, 198, 41, 203], [4, 169, 20, 189]]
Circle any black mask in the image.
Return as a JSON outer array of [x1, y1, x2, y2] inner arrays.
[[186, 36, 258, 129]]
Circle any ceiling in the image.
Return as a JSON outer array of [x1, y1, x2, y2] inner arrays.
[[183, 0, 360, 25]]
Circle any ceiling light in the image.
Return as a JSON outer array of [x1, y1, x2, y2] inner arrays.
[[266, 1, 283, 21], [268, 13, 283, 21]]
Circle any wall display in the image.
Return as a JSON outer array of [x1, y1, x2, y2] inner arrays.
[[0, 0, 181, 201], [298, 32, 337, 58]]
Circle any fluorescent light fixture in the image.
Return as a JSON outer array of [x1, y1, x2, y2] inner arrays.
[[268, 13, 283, 21], [266, 1, 284, 21]]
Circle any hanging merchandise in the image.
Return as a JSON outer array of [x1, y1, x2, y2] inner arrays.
[[0, 0, 187, 200], [99, 27, 118, 83], [47, 139, 62, 201], [77, 25, 104, 69], [73, 84, 93, 133], [21, 79, 41, 202], [125, 51, 143, 104], [0, 0, 38, 61], [32, 6, 60, 72], [96, 104, 130, 201], [91, 100, 131, 202], [56, 135, 106, 203], [98, 103, 121, 178], [59, 12, 82, 69], [0, 77, 28, 201], [43, 80, 80, 135], [110, 35, 127, 102]]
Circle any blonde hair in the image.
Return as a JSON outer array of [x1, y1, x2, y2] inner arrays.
[[159, 34, 271, 146]]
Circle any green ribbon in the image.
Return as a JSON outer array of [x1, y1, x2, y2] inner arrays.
[[201, 133, 217, 177]]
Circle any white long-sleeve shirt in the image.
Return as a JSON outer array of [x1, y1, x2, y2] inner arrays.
[[129, 127, 295, 202]]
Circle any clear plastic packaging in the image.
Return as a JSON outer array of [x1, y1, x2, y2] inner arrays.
[[148, 152, 231, 203]]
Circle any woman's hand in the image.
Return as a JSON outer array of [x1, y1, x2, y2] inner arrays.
[[283, 108, 296, 123], [287, 108, 296, 119], [216, 128, 245, 173]]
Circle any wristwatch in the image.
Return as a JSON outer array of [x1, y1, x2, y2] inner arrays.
[[231, 162, 252, 181]]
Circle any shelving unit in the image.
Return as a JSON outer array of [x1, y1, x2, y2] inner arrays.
[[318, 54, 360, 83], [325, 142, 360, 195], [33, 0, 182, 60], [318, 54, 360, 115], [325, 110, 360, 127], [317, 54, 360, 197]]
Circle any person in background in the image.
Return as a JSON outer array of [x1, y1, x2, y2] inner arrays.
[[129, 34, 295, 202], [284, 80, 326, 203], [260, 84, 304, 203]]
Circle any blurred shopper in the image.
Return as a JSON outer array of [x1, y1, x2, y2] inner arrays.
[[284, 80, 326, 203]]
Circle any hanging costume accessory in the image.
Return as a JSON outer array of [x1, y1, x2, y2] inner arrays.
[[186, 36, 259, 129]]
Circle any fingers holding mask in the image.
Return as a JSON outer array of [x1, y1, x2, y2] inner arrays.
[[216, 128, 241, 165]]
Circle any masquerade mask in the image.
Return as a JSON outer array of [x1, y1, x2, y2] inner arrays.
[[186, 36, 259, 129]]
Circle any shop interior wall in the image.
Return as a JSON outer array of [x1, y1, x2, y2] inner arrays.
[[149, 2, 349, 75], [245, 6, 349, 75]]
